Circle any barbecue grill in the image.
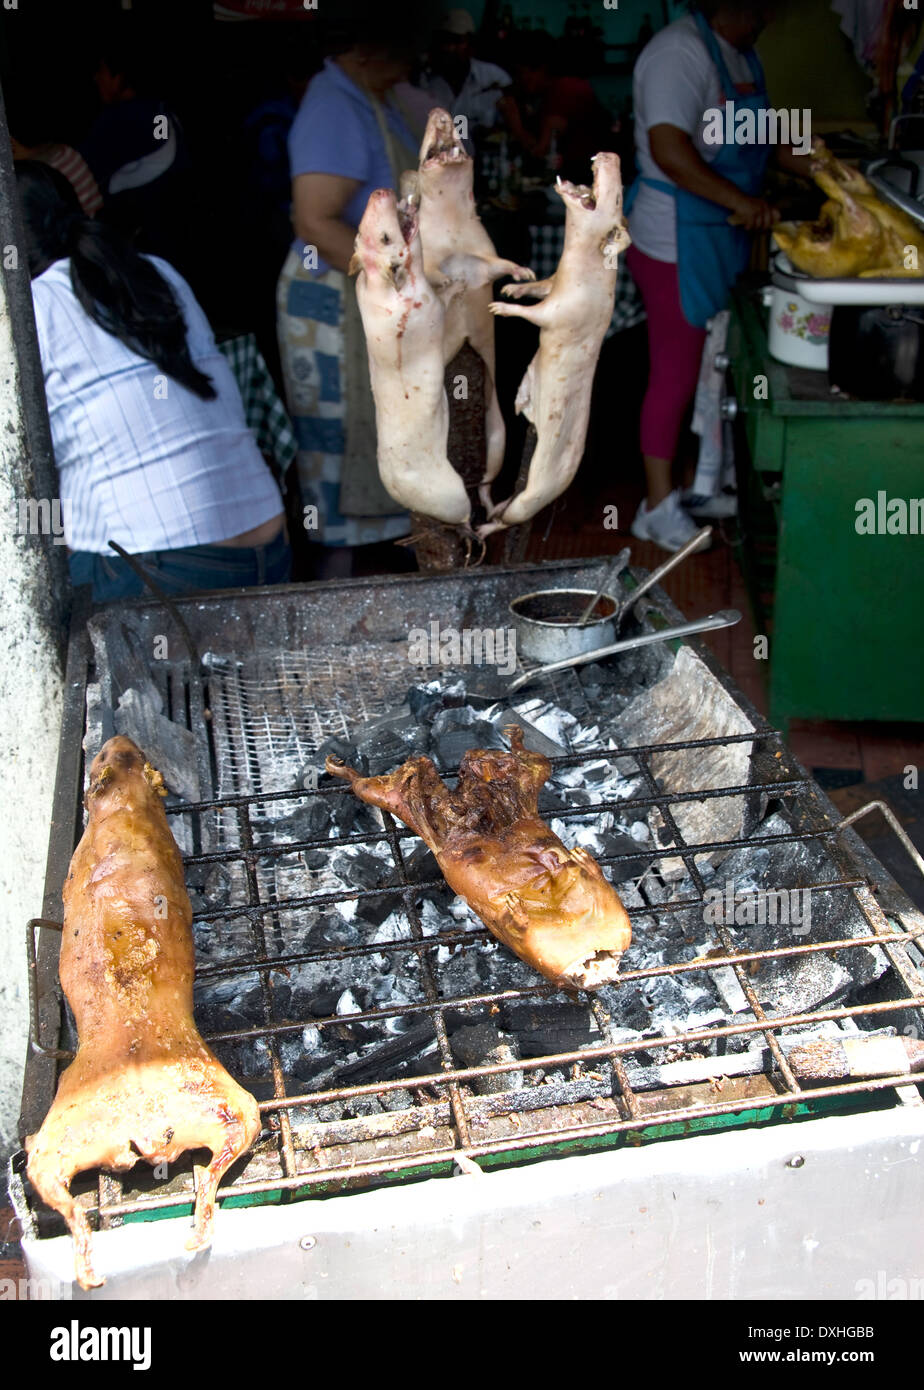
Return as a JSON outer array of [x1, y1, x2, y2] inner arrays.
[[11, 558, 924, 1299]]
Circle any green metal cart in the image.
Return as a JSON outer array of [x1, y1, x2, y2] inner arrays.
[[728, 286, 924, 735]]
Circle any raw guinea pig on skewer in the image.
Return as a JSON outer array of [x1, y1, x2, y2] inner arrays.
[[350, 187, 471, 526], [409, 107, 536, 512], [481, 152, 631, 534], [25, 736, 261, 1290]]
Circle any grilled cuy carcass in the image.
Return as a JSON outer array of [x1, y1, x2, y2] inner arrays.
[[326, 725, 631, 988], [26, 736, 261, 1290]]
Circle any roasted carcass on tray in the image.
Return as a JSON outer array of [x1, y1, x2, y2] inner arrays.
[[26, 736, 261, 1290], [326, 725, 632, 989], [773, 141, 924, 279]]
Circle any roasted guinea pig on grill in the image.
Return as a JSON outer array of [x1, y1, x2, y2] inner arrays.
[[326, 725, 631, 989], [25, 736, 261, 1290]]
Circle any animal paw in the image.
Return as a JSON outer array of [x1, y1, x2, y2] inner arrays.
[[502, 891, 530, 928]]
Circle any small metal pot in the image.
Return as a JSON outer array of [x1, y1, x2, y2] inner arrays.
[[510, 589, 617, 664]]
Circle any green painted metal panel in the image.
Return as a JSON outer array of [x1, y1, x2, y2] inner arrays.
[[729, 291, 924, 730], [116, 1089, 898, 1228]]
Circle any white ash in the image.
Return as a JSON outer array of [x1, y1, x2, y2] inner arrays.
[[610, 646, 757, 880]]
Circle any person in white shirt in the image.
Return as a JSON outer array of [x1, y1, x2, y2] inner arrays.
[[16, 161, 289, 602], [624, 0, 806, 552], [422, 9, 511, 137]]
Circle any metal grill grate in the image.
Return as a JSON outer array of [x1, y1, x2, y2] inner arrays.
[[32, 726, 924, 1232], [19, 566, 924, 1241]]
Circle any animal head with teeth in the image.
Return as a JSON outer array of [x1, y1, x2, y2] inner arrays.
[[556, 153, 631, 255], [416, 107, 471, 197], [350, 188, 419, 288]]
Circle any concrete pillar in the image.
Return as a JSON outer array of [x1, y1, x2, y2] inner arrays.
[[0, 85, 68, 1176]]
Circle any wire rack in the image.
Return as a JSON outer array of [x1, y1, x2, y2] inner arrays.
[[24, 713, 924, 1234]]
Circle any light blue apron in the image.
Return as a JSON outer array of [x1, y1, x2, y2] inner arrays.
[[626, 10, 773, 328]]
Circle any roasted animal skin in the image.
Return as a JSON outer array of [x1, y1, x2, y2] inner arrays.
[[25, 736, 261, 1290], [773, 141, 924, 279], [326, 726, 631, 989]]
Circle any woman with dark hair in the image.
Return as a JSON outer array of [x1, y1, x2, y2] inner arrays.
[[625, 0, 806, 551], [17, 161, 289, 602]]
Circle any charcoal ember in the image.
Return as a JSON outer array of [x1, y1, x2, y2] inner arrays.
[[401, 842, 440, 886], [379, 1088, 415, 1112], [203, 862, 236, 907], [537, 787, 569, 815], [368, 911, 410, 944], [355, 889, 402, 926], [270, 983, 292, 1018], [350, 706, 414, 742], [356, 728, 416, 777], [328, 791, 362, 835], [184, 862, 210, 892], [304, 987, 342, 1017], [316, 915, 361, 947], [578, 662, 624, 690], [370, 973, 397, 1003], [434, 725, 498, 771], [188, 888, 208, 914], [600, 830, 648, 880], [597, 985, 651, 1033], [430, 704, 505, 738], [292, 1051, 334, 1083], [318, 736, 368, 773], [406, 679, 466, 722], [286, 796, 337, 841], [583, 760, 616, 785], [429, 708, 507, 770], [302, 848, 329, 871], [331, 849, 390, 892], [451, 1022, 523, 1094], [499, 1000, 600, 1057], [713, 812, 889, 1014], [194, 976, 266, 1033], [416, 897, 447, 937]]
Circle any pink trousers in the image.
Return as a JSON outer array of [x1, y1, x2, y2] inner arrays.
[[626, 244, 707, 461]]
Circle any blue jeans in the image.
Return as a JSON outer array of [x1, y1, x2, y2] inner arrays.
[[69, 531, 292, 603]]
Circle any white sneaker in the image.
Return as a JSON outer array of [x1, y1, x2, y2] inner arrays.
[[631, 489, 702, 553], [682, 486, 738, 520]]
